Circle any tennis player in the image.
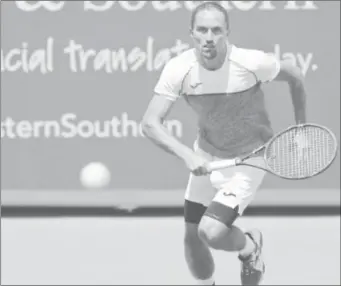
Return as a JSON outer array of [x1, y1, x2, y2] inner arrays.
[[142, 2, 307, 285]]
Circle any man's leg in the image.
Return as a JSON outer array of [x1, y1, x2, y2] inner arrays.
[[184, 169, 217, 285], [198, 157, 267, 285], [184, 201, 215, 285]]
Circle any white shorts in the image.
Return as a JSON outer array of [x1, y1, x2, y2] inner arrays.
[[184, 146, 267, 215]]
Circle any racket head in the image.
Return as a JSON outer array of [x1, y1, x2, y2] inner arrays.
[[263, 124, 338, 180]]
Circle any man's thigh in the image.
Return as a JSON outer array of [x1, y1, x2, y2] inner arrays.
[[205, 157, 267, 226], [183, 144, 217, 224], [184, 173, 216, 224], [183, 143, 267, 225]]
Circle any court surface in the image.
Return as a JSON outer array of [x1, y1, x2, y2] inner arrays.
[[1, 215, 340, 285]]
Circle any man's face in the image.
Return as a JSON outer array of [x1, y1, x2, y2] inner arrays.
[[191, 9, 229, 60]]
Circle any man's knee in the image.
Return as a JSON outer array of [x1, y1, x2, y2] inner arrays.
[[198, 216, 231, 249], [184, 218, 229, 248], [197, 202, 240, 250], [185, 222, 199, 239], [184, 222, 205, 249]]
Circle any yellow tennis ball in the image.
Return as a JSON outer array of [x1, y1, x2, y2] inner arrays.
[[80, 162, 111, 189]]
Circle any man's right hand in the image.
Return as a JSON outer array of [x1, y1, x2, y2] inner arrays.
[[184, 152, 211, 176]]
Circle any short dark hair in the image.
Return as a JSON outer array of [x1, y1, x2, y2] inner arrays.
[[190, 2, 230, 30]]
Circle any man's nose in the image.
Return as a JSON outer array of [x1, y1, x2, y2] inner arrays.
[[205, 30, 214, 42]]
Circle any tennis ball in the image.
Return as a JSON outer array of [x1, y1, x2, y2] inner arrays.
[[80, 162, 111, 189]]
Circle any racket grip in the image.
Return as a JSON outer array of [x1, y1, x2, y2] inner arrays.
[[206, 159, 238, 172]]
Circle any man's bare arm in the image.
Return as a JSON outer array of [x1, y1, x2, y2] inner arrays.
[[141, 94, 195, 161], [274, 60, 307, 124]]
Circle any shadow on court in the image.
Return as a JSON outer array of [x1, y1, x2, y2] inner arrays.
[[1, 216, 340, 285]]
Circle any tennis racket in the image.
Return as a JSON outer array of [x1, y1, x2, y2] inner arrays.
[[206, 123, 338, 180]]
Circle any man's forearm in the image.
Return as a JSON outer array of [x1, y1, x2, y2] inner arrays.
[[142, 121, 194, 161], [289, 80, 307, 124]]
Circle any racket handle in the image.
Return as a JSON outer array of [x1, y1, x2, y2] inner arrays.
[[207, 158, 238, 172]]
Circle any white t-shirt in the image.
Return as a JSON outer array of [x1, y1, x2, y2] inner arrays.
[[154, 45, 280, 158]]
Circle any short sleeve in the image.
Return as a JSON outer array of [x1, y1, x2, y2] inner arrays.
[[254, 51, 281, 83], [154, 59, 183, 101]]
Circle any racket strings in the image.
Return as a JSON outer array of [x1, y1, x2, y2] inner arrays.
[[266, 126, 337, 179]]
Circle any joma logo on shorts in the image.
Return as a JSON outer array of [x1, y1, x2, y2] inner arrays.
[[223, 193, 236, 198]]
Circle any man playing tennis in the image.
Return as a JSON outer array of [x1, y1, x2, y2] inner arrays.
[[142, 2, 307, 285]]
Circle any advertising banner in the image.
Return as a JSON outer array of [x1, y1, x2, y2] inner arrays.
[[1, 1, 340, 198]]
